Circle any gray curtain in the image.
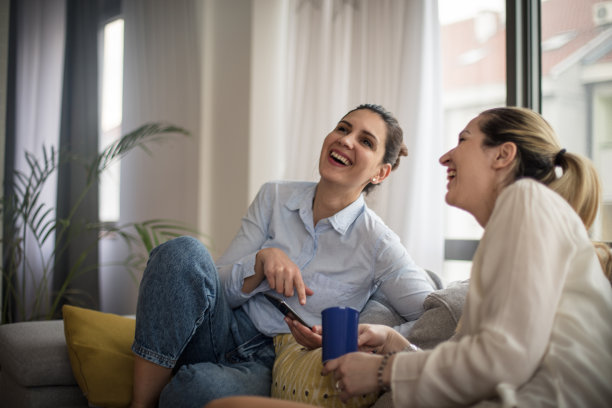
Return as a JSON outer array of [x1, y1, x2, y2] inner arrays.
[[53, 0, 103, 312], [2, 0, 19, 323], [3, 0, 69, 322], [2, 0, 119, 321]]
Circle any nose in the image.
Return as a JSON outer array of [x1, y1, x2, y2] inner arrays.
[[439, 149, 452, 166], [338, 133, 354, 148]]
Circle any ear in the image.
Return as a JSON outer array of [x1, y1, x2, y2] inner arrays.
[[492, 142, 517, 170], [371, 163, 392, 184]]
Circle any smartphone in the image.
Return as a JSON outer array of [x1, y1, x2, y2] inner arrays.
[[264, 293, 310, 328]]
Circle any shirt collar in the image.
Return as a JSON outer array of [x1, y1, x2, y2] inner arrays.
[[286, 184, 366, 235]]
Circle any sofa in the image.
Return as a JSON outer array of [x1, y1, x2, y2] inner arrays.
[[0, 276, 468, 408]]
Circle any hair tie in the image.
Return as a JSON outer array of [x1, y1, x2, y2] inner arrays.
[[554, 148, 566, 166]]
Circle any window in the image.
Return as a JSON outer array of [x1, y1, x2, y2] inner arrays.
[[438, 0, 506, 282], [541, 0, 612, 243], [438, 0, 612, 283], [99, 18, 124, 223]]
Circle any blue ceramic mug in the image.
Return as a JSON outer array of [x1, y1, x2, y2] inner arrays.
[[321, 306, 359, 362]]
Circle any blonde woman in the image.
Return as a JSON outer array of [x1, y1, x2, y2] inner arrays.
[[207, 107, 612, 408]]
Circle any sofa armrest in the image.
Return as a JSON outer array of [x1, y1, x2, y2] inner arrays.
[[0, 320, 77, 387], [406, 280, 469, 349]]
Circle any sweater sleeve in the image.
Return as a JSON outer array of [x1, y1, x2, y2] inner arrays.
[[391, 180, 578, 407]]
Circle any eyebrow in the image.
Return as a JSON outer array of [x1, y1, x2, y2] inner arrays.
[[339, 120, 380, 143]]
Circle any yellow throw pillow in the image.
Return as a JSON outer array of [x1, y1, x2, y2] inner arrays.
[[62, 304, 135, 408], [272, 334, 379, 408]]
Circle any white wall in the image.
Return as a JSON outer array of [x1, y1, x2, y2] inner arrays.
[[248, 0, 287, 202], [197, 0, 252, 259], [198, 0, 286, 258]]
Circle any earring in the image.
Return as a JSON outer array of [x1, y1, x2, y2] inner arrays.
[[371, 177, 378, 183]]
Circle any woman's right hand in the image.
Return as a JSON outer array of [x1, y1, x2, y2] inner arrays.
[[286, 317, 322, 349], [254, 248, 313, 305], [358, 324, 410, 354]]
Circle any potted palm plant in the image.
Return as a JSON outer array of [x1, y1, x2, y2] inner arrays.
[[1, 123, 204, 323]]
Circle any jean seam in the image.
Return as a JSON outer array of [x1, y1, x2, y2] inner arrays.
[[132, 342, 177, 368]]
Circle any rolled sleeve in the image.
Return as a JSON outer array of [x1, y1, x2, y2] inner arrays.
[[219, 253, 264, 308], [217, 184, 275, 307], [376, 232, 434, 322]]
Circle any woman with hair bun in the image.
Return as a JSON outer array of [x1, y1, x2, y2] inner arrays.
[[130, 104, 434, 408], [207, 107, 612, 408]]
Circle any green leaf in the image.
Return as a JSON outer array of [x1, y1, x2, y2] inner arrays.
[[1, 122, 198, 323]]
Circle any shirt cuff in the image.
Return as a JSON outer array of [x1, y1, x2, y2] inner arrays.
[[231, 254, 273, 294]]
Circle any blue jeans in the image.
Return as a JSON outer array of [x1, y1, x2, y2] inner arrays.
[[132, 236, 275, 408]]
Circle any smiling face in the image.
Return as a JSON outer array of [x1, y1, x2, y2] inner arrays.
[[318, 108, 391, 196], [439, 115, 506, 226]]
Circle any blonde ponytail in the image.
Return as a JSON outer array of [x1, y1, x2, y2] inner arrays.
[[479, 107, 610, 284], [549, 151, 600, 230], [549, 152, 611, 284]]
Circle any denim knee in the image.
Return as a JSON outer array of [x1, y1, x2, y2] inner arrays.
[[133, 236, 221, 367], [149, 236, 214, 274], [140, 236, 217, 295]]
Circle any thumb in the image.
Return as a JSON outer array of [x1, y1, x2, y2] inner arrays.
[[321, 359, 338, 376]]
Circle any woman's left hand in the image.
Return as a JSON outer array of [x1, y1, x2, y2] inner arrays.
[[321, 352, 382, 402], [285, 317, 322, 349]]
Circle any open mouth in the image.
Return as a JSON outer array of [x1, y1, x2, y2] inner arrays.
[[330, 151, 352, 166], [447, 169, 456, 181]]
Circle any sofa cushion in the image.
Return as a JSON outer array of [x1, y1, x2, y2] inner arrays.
[[268, 294, 404, 408], [62, 305, 135, 408], [271, 334, 379, 408], [0, 320, 77, 387]]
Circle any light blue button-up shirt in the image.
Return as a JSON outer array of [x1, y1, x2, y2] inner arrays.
[[217, 181, 433, 337]]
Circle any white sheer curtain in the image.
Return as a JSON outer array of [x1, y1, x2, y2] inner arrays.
[[121, 0, 200, 224], [282, 0, 445, 274], [12, 0, 66, 318], [100, 0, 201, 313], [15, 0, 65, 163]]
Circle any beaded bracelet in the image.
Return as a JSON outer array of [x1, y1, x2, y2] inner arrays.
[[377, 352, 397, 392], [377, 343, 419, 392]]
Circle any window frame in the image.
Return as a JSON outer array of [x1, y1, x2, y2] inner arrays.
[[444, 0, 542, 262], [506, 0, 541, 111]]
